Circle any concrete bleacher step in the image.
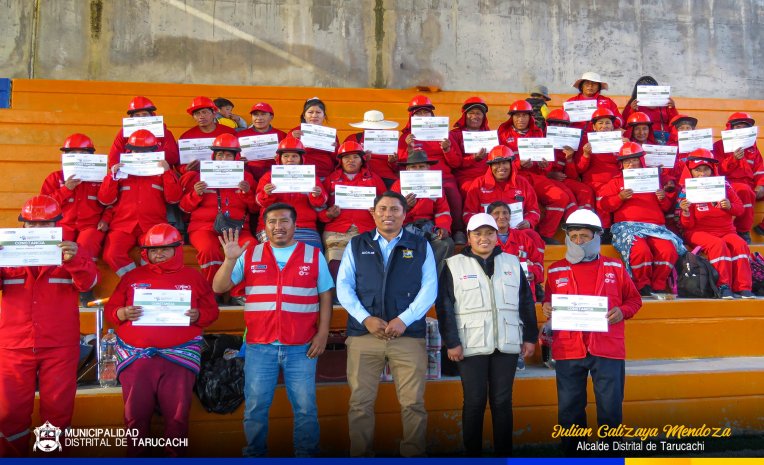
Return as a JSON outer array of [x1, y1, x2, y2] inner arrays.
[[44, 356, 764, 457]]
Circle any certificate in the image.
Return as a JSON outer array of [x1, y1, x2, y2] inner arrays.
[[334, 185, 376, 210], [132, 289, 191, 327], [200, 160, 245, 188], [685, 176, 726, 203], [678, 128, 713, 153], [563, 100, 598, 123], [0, 228, 62, 267], [271, 165, 316, 193], [623, 168, 660, 193], [122, 116, 164, 138], [118, 152, 165, 177], [637, 85, 671, 107], [411, 116, 450, 141], [546, 126, 582, 150], [178, 138, 215, 165], [508, 201, 524, 228], [399, 170, 443, 199], [462, 130, 499, 153], [300, 123, 337, 152], [61, 153, 108, 182], [642, 144, 678, 168], [721, 126, 758, 153], [517, 138, 555, 162], [239, 133, 279, 161], [363, 130, 399, 154], [550, 294, 609, 333], [587, 131, 623, 154]]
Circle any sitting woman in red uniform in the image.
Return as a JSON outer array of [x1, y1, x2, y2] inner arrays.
[[451, 97, 492, 196], [566, 71, 623, 132], [179, 134, 258, 303], [621, 76, 678, 145], [106, 224, 219, 457], [289, 97, 339, 180], [237, 102, 287, 180], [545, 109, 595, 212], [599, 142, 686, 297], [677, 150, 754, 299]]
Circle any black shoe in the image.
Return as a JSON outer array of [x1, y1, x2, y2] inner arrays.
[[601, 230, 612, 245], [753, 225, 764, 237], [535, 283, 545, 302], [738, 231, 752, 244], [541, 236, 561, 245], [639, 285, 654, 297]]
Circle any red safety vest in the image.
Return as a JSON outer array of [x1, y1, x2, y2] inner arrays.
[[243, 242, 320, 345]]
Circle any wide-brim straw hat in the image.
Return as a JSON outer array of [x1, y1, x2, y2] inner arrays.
[[349, 110, 399, 130], [572, 72, 609, 91]]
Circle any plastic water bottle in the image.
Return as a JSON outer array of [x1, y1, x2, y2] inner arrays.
[[99, 329, 118, 387]]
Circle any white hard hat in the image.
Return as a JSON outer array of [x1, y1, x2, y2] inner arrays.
[[467, 213, 499, 232], [572, 72, 609, 91], [563, 209, 603, 233]]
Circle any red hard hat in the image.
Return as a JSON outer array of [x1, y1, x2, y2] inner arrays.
[[211, 133, 241, 153], [126, 96, 157, 115], [727, 112, 755, 127], [276, 136, 306, 155], [687, 149, 719, 170], [18, 195, 63, 222], [141, 223, 183, 248], [486, 145, 516, 164], [669, 114, 698, 128], [60, 133, 95, 153], [250, 102, 274, 115], [617, 141, 644, 161], [187, 96, 218, 116], [462, 96, 488, 113], [125, 129, 159, 152], [337, 140, 365, 160], [407, 95, 435, 112], [591, 108, 616, 123], [546, 109, 570, 124], [627, 112, 652, 127], [507, 100, 533, 115]]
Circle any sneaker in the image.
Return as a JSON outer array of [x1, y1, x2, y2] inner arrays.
[[719, 285, 735, 300], [754, 225, 764, 237], [738, 231, 752, 244], [639, 285, 655, 297], [453, 231, 467, 245], [229, 295, 246, 306], [601, 230, 613, 245], [541, 236, 561, 245], [516, 357, 526, 371], [739, 290, 756, 299]]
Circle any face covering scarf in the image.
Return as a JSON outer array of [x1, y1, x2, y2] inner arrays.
[[565, 233, 601, 264]]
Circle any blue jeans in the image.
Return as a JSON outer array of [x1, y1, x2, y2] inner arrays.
[[242, 343, 319, 457]]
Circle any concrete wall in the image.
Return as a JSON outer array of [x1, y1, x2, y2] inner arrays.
[[0, 0, 761, 98]]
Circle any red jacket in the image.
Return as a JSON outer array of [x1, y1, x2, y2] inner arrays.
[[97, 170, 182, 234], [622, 104, 678, 135], [598, 173, 673, 225], [497, 119, 550, 177], [391, 178, 452, 232], [712, 139, 764, 188], [344, 132, 400, 181], [255, 171, 327, 231], [397, 124, 463, 179], [105, 248, 218, 348], [566, 93, 624, 132], [0, 252, 98, 348], [238, 126, 288, 180], [108, 124, 179, 168], [177, 124, 237, 174], [550, 148, 581, 179], [575, 132, 621, 188], [179, 170, 259, 233], [40, 170, 112, 232], [243, 242, 321, 345], [679, 183, 744, 236], [544, 256, 642, 360], [497, 230, 543, 283], [319, 168, 386, 233], [450, 127, 490, 187], [463, 168, 541, 226], [289, 125, 339, 179]]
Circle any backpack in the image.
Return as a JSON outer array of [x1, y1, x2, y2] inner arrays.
[[194, 334, 245, 414], [525, 97, 547, 131], [750, 252, 764, 295], [675, 247, 721, 299]]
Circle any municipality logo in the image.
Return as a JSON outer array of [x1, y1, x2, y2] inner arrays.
[[33, 421, 62, 452]]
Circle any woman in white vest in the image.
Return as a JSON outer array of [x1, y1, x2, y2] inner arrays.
[[436, 213, 538, 457]]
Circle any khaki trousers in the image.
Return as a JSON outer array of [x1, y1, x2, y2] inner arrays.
[[346, 334, 428, 457]]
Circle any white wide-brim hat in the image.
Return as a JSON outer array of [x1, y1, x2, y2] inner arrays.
[[349, 110, 399, 129], [572, 72, 609, 91]]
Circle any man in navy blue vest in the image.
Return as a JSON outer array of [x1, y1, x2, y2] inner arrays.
[[337, 191, 437, 457]]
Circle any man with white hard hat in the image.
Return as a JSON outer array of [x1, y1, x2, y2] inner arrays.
[[542, 209, 642, 456]]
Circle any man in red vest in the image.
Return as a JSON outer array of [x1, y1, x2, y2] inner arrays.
[[213, 203, 334, 458]]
